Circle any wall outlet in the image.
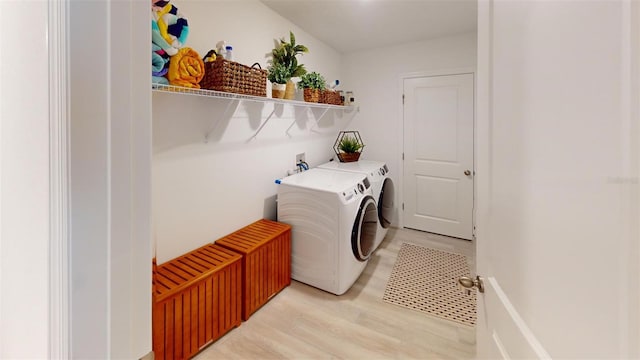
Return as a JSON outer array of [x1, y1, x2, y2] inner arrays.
[[296, 153, 305, 164]]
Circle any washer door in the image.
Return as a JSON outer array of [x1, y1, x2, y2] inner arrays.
[[378, 178, 395, 229], [352, 195, 378, 261]]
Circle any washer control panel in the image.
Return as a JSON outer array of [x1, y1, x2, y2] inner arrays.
[[339, 180, 369, 204]]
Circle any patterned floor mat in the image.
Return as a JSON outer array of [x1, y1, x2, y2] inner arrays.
[[382, 243, 477, 326]]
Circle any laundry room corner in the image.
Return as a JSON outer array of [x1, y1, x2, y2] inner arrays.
[[341, 33, 477, 228], [152, 0, 352, 264]]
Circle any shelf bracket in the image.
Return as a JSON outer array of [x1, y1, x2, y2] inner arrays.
[[311, 107, 330, 130], [284, 118, 297, 137], [204, 99, 239, 142], [248, 107, 277, 141]]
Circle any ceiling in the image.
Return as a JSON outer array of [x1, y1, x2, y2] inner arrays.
[[260, 0, 477, 54]]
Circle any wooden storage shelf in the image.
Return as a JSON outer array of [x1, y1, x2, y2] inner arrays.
[[153, 244, 242, 360], [215, 219, 292, 320]]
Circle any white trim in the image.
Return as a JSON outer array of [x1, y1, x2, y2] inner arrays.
[[400, 67, 476, 80], [0, 7, 4, 354], [48, 0, 70, 357], [105, 1, 113, 356], [622, 0, 640, 356], [492, 331, 511, 360], [397, 67, 476, 233], [474, 1, 492, 357], [488, 277, 552, 359]]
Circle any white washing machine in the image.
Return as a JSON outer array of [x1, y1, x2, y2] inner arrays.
[[318, 160, 395, 250], [277, 168, 378, 295]]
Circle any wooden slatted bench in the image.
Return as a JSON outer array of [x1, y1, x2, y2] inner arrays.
[[215, 219, 292, 320], [152, 244, 242, 360]]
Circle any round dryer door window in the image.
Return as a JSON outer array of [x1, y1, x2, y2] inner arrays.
[[352, 195, 378, 261], [378, 178, 395, 229]]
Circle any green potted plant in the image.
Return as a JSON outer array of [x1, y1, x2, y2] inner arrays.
[[270, 31, 308, 99], [333, 131, 365, 162], [297, 72, 326, 103], [267, 62, 289, 99]]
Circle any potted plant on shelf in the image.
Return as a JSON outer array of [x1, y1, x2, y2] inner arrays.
[[270, 31, 308, 100], [333, 130, 365, 162], [297, 72, 326, 103], [267, 62, 289, 99]]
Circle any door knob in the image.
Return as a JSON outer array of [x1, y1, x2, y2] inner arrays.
[[464, 170, 471, 176], [458, 275, 484, 293]]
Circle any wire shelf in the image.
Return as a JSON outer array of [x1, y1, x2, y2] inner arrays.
[[151, 83, 354, 110]]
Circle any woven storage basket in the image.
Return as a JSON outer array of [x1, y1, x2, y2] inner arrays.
[[200, 57, 267, 97], [321, 90, 343, 105]]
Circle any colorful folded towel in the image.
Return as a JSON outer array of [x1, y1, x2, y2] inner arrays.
[[152, 52, 166, 74], [167, 47, 204, 88], [151, 44, 170, 85], [152, 19, 178, 56], [153, 76, 169, 85], [152, 1, 189, 56]]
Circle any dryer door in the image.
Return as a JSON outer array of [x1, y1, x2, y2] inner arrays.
[[378, 178, 395, 229], [352, 195, 378, 261]]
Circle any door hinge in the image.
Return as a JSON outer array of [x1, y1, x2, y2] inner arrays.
[[402, 94, 405, 105], [402, 152, 404, 160], [402, 203, 404, 210]]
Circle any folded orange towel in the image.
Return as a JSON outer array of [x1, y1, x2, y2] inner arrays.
[[168, 47, 204, 88]]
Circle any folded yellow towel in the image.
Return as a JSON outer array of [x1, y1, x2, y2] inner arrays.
[[168, 47, 204, 88]]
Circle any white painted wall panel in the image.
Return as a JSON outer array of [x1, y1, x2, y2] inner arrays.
[[0, 1, 50, 357], [177, 0, 342, 97], [70, 0, 152, 357], [69, 1, 110, 355]]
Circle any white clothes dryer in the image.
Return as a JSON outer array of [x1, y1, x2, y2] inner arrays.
[[318, 160, 395, 251], [277, 168, 378, 295]]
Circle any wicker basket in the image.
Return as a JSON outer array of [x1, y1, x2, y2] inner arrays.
[[200, 57, 267, 97], [303, 88, 321, 103], [321, 89, 343, 105]]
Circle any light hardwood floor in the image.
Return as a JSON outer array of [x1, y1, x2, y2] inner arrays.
[[196, 227, 476, 359]]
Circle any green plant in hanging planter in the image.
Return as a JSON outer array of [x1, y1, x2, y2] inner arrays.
[[271, 31, 309, 78], [333, 130, 365, 162], [297, 72, 326, 90], [267, 62, 290, 84], [338, 135, 364, 154]]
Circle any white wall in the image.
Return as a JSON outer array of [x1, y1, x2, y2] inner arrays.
[[341, 33, 477, 225], [175, 0, 342, 98], [478, 1, 640, 357], [69, 0, 151, 358], [153, 0, 349, 263], [0, 1, 50, 357]]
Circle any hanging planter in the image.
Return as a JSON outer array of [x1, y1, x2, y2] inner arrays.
[[333, 131, 365, 163]]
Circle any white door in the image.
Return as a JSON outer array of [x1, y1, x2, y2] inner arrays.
[[474, 1, 639, 358], [403, 74, 474, 240]]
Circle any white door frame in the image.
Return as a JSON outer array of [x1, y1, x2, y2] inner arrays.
[[0, 0, 69, 357], [397, 68, 476, 235], [2, 0, 152, 357], [48, 0, 70, 357]]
